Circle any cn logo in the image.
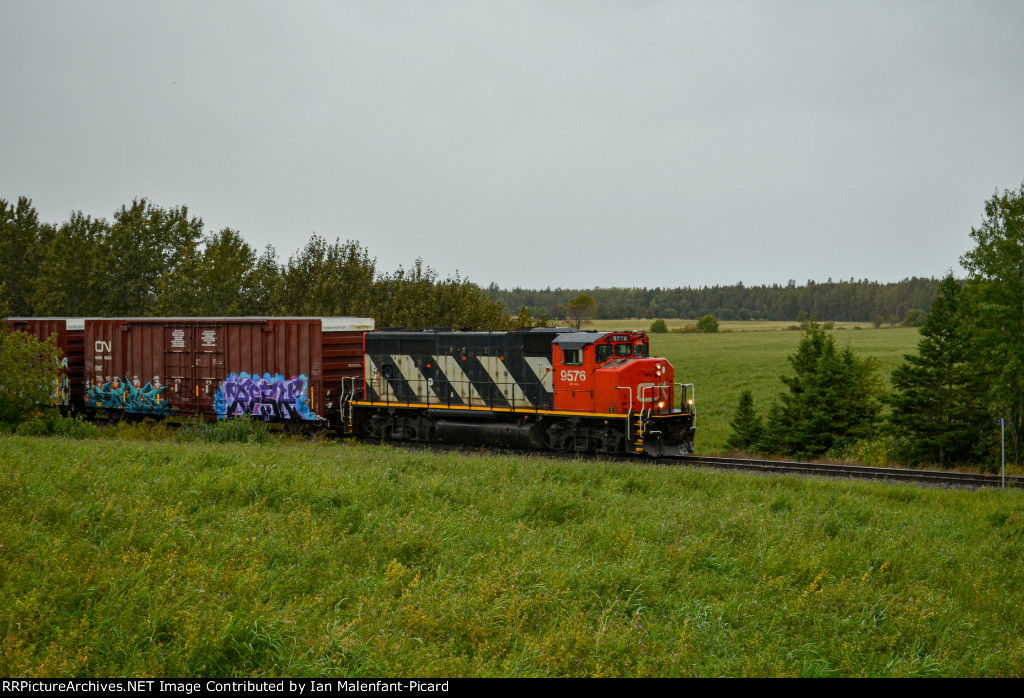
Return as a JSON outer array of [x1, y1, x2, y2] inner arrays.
[[95, 341, 111, 353]]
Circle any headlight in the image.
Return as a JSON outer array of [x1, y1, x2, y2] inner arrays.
[[658, 400, 665, 409]]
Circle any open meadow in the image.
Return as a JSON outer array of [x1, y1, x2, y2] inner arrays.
[[2, 436, 1023, 677], [599, 322, 924, 457]]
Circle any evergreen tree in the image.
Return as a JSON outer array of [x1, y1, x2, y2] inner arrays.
[[726, 390, 763, 451], [888, 275, 988, 466], [762, 320, 881, 457]]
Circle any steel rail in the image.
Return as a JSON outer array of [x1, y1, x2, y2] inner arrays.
[[670, 454, 1024, 490], [360, 437, 1024, 490]]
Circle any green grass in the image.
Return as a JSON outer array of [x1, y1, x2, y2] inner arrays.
[[645, 326, 923, 454], [2, 436, 1023, 677], [571, 319, 922, 455], [586, 319, 879, 332]]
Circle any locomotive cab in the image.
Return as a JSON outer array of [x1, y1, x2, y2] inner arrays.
[[554, 331, 677, 415], [552, 330, 696, 455]]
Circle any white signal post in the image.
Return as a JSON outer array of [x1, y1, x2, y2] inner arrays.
[[995, 418, 1006, 489]]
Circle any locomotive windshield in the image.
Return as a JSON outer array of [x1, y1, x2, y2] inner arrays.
[[596, 344, 613, 363], [614, 343, 633, 358]]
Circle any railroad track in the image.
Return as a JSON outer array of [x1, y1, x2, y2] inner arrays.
[[671, 454, 1024, 490], [373, 439, 1024, 490]]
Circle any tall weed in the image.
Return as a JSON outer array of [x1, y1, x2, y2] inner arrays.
[[176, 417, 273, 444], [15, 412, 100, 439]]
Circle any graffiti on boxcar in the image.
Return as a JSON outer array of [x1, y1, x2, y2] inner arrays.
[[87, 374, 168, 412], [54, 356, 70, 406], [214, 372, 316, 421]]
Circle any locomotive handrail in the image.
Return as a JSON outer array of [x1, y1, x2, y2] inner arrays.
[[639, 382, 672, 413], [675, 382, 696, 417], [616, 386, 637, 449], [639, 383, 651, 408], [615, 386, 634, 422], [679, 380, 696, 423]]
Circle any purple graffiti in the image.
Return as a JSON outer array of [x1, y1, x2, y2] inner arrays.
[[214, 372, 316, 421]]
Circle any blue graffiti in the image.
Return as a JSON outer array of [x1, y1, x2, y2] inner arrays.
[[87, 375, 168, 413], [214, 372, 316, 421]]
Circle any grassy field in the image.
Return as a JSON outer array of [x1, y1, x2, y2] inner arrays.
[[575, 320, 923, 455], [585, 319, 880, 333], [640, 325, 924, 456], [2, 436, 1023, 677]]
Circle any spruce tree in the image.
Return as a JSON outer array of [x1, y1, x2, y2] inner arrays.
[[888, 275, 988, 466], [762, 320, 880, 457], [726, 390, 763, 451]]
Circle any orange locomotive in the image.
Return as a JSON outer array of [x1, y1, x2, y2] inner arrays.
[[344, 327, 696, 456]]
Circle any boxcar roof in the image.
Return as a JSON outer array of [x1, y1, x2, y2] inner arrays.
[[9, 316, 374, 332]]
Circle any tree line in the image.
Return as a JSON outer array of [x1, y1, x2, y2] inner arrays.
[[0, 197, 532, 330], [2, 195, 943, 328], [728, 181, 1024, 471], [489, 277, 939, 324]]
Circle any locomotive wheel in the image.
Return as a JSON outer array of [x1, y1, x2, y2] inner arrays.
[[541, 422, 572, 452]]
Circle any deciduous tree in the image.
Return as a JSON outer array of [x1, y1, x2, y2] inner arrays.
[[277, 236, 376, 316], [34, 211, 109, 315], [155, 228, 277, 316], [567, 293, 596, 329], [102, 199, 204, 316], [960, 181, 1024, 463], [0, 323, 61, 427], [696, 314, 719, 333], [0, 197, 48, 315]]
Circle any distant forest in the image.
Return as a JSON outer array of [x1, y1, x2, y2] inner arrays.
[[2, 194, 940, 326], [487, 278, 939, 324]]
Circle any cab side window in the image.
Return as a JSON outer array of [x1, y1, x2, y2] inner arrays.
[[563, 349, 582, 365], [596, 344, 613, 363]]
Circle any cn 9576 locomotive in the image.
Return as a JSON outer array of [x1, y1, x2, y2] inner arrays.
[[346, 327, 695, 456], [7, 318, 696, 456]]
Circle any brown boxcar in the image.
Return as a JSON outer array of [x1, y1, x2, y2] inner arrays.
[[83, 317, 372, 423], [7, 317, 85, 409]]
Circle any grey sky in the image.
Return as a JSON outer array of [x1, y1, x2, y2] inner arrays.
[[3, 1, 1022, 289]]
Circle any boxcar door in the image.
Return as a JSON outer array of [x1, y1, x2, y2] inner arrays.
[[192, 322, 225, 414], [163, 324, 193, 412]]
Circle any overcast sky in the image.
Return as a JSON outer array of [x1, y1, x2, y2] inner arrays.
[[3, 1, 1022, 289]]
